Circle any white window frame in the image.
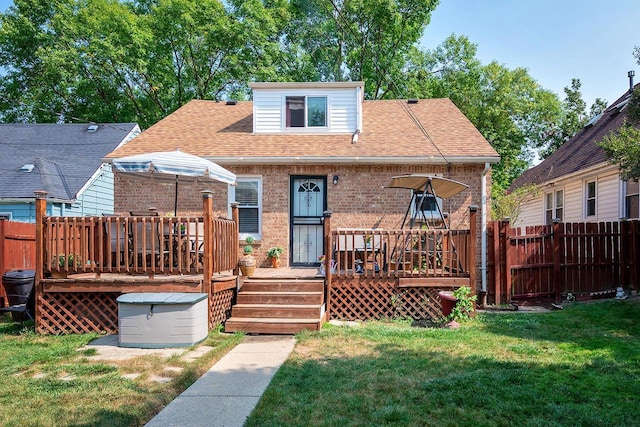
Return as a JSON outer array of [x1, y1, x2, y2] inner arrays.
[[283, 95, 329, 130], [584, 179, 597, 218], [623, 180, 639, 219], [0, 212, 12, 220], [544, 189, 564, 224], [228, 176, 262, 240]]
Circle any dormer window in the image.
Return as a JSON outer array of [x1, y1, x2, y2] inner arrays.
[[286, 96, 327, 128]]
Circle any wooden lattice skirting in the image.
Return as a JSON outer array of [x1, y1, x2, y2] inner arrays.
[[37, 287, 237, 335], [330, 279, 457, 321]]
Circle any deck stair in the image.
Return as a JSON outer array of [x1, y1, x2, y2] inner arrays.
[[224, 278, 325, 334]]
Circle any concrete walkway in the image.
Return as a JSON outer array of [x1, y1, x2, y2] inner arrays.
[[145, 335, 296, 427]]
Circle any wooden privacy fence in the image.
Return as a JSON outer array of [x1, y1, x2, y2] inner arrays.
[[488, 220, 640, 304], [0, 219, 36, 300]]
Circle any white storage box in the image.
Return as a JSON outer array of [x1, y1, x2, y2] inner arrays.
[[117, 293, 208, 348]]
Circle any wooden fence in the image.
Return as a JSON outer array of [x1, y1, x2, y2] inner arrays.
[[488, 220, 640, 304], [0, 219, 36, 299]]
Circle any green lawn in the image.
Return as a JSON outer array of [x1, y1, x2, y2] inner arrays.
[[0, 321, 242, 427], [247, 300, 640, 427]]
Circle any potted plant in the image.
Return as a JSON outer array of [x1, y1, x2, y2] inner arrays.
[[52, 253, 79, 278], [238, 238, 256, 277], [438, 286, 477, 328], [267, 247, 284, 268]]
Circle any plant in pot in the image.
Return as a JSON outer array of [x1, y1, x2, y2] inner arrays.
[[267, 247, 284, 268], [439, 286, 477, 328], [52, 253, 79, 278], [238, 237, 256, 277]]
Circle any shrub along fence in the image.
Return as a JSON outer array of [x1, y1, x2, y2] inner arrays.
[[488, 220, 640, 304]]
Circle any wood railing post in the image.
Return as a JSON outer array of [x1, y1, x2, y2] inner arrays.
[[468, 206, 478, 296], [201, 191, 214, 297], [0, 218, 5, 277], [552, 219, 562, 303], [231, 202, 239, 276], [323, 210, 332, 320], [34, 190, 48, 333]]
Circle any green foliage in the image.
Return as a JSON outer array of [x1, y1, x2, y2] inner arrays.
[[244, 236, 255, 244], [492, 184, 541, 223], [448, 286, 477, 322], [57, 253, 79, 268], [267, 247, 283, 259], [243, 245, 253, 254], [599, 121, 640, 181]]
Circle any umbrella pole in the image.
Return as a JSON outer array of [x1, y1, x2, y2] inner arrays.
[[174, 175, 178, 216]]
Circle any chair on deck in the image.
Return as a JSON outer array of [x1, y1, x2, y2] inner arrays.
[[0, 282, 34, 325], [129, 221, 165, 268], [102, 214, 127, 267]]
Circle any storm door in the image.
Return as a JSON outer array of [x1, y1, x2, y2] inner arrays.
[[290, 177, 326, 265]]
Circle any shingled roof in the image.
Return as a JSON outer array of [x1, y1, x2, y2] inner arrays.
[[105, 98, 499, 164], [511, 83, 640, 189], [0, 123, 139, 201]]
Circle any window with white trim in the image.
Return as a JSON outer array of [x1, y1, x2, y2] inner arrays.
[[413, 193, 443, 219], [285, 96, 327, 128], [229, 177, 262, 239], [544, 189, 563, 224], [624, 180, 639, 219], [585, 180, 596, 217], [0, 212, 12, 220]]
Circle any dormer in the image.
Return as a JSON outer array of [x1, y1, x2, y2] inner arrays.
[[248, 81, 364, 134]]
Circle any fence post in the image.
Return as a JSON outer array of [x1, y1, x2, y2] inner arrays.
[[620, 219, 630, 288], [469, 205, 478, 296], [323, 210, 332, 321], [501, 218, 512, 303], [0, 219, 5, 277], [231, 202, 239, 276], [201, 191, 214, 297], [34, 190, 48, 332], [552, 219, 562, 303]]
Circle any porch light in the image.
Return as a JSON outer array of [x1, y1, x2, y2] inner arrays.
[[333, 175, 339, 185]]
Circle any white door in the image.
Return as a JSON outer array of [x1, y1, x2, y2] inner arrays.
[[291, 177, 326, 265]]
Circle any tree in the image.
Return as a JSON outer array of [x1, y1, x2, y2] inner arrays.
[[0, 0, 289, 127], [403, 35, 564, 191], [285, 0, 439, 99], [539, 78, 607, 159], [598, 47, 640, 181]]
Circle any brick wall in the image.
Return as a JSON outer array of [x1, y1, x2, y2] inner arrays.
[[115, 164, 492, 282]]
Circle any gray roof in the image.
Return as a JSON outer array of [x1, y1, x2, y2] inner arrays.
[[0, 123, 139, 201], [511, 83, 639, 189]]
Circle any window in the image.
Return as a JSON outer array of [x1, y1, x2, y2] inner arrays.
[[0, 212, 11, 220], [624, 180, 639, 219], [285, 96, 327, 128], [585, 180, 596, 217], [413, 194, 443, 219], [544, 190, 563, 224], [229, 177, 262, 239]]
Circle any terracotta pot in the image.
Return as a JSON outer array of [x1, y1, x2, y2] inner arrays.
[[270, 257, 280, 268], [50, 271, 68, 279], [438, 291, 457, 317]]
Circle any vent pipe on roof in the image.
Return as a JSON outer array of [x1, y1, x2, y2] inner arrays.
[[629, 70, 635, 92], [87, 124, 98, 132], [407, 98, 419, 104], [226, 100, 237, 106]]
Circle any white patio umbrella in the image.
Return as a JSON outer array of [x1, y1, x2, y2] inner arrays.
[[112, 150, 236, 215]]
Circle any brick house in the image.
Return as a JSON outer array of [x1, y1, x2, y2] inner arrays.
[[105, 82, 499, 274]]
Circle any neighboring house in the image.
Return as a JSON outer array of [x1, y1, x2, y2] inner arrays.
[[0, 123, 140, 222], [511, 80, 640, 227], [105, 81, 499, 269]]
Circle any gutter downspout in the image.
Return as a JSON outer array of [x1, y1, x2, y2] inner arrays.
[[480, 162, 490, 307]]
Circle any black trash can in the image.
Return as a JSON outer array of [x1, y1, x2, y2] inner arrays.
[[2, 269, 35, 321]]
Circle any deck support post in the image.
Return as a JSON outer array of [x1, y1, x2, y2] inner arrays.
[[201, 191, 214, 300], [34, 190, 48, 332], [552, 219, 562, 303], [323, 211, 332, 321], [468, 206, 478, 298]]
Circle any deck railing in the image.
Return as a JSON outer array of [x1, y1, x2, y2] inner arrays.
[[330, 228, 472, 279], [42, 215, 237, 277]]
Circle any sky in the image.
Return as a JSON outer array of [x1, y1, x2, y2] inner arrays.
[[420, 0, 640, 108], [0, 0, 638, 108]]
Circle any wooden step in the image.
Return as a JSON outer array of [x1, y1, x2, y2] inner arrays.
[[231, 304, 322, 319], [224, 317, 322, 334], [236, 291, 324, 305], [241, 279, 324, 293]]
